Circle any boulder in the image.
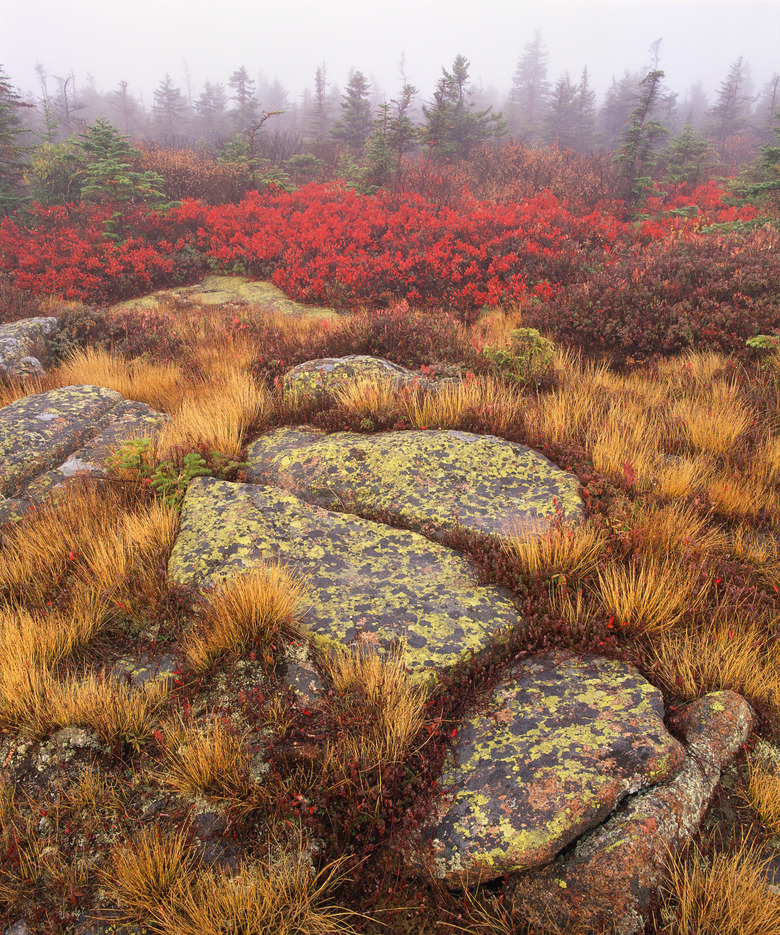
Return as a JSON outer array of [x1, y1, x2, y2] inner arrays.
[[506, 690, 754, 935], [0, 385, 167, 522], [283, 355, 423, 402], [168, 477, 520, 678], [0, 317, 59, 378], [423, 651, 685, 886], [246, 426, 583, 539]]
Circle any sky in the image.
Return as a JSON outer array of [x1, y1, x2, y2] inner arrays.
[[1, 0, 779, 106]]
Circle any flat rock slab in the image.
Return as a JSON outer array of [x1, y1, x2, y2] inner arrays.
[[0, 385, 167, 522], [0, 317, 59, 377], [283, 355, 422, 402], [246, 426, 583, 539], [168, 477, 520, 677], [507, 691, 755, 935], [426, 651, 685, 886]]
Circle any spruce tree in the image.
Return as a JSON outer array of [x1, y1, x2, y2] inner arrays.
[[0, 66, 31, 213]]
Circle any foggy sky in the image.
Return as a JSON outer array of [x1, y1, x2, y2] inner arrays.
[[1, 0, 778, 106]]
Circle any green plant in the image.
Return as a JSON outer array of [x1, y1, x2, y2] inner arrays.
[[109, 438, 232, 510], [746, 333, 780, 350], [483, 327, 555, 385]]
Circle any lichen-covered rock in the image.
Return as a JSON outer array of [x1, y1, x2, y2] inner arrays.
[[424, 651, 686, 886], [0, 317, 59, 377], [246, 426, 583, 539], [506, 690, 754, 935], [283, 355, 423, 402], [0, 386, 167, 520], [168, 477, 520, 678]]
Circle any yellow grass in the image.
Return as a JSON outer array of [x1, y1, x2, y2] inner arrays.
[[631, 500, 725, 560], [55, 346, 185, 412], [160, 715, 253, 801], [649, 611, 780, 715], [182, 565, 307, 673], [322, 648, 430, 772], [506, 521, 607, 582], [404, 374, 523, 435], [659, 838, 780, 935], [597, 557, 708, 634], [0, 375, 47, 408], [744, 743, 780, 835], [672, 386, 753, 457], [331, 375, 401, 422], [154, 370, 271, 459], [707, 471, 777, 523], [533, 382, 607, 447], [651, 453, 711, 499]]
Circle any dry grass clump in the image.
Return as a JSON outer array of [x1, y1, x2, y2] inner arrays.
[[107, 828, 358, 935], [649, 609, 780, 715], [154, 370, 271, 459], [331, 375, 401, 423], [631, 500, 725, 560], [404, 374, 523, 435], [159, 714, 254, 801], [54, 346, 185, 412], [0, 375, 47, 408], [744, 743, 780, 835], [0, 662, 170, 741], [323, 648, 430, 772], [658, 837, 780, 935], [506, 521, 607, 583], [651, 453, 710, 500], [182, 566, 308, 674], [706, 471, 778, 523], [597, 557, 708, 635], [672, 384, 753, 457]]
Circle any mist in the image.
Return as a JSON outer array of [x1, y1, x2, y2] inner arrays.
[[1, 0, 778, 110]]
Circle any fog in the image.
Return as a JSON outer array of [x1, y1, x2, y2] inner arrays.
[[1, 0, 778, 108]]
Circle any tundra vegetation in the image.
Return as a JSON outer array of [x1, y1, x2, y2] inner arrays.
[[0, 56, 780, 935]]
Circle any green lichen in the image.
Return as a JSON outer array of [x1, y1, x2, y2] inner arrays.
[[247, 426, 584, 539], [168, 477, 520, 679]]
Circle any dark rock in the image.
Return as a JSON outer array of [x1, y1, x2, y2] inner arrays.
[[246, 426, 583, 540], [423, 651, 685, 886], [168, 477, 520, 679]]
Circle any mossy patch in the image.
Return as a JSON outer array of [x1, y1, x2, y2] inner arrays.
[[111, 275, 338, 320], [168, 477, 521, 679], [246, 426, 584, 539], [282, 355, 422, 402], [426, 650, 686, 885]]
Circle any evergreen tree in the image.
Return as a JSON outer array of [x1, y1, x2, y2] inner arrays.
[[422, 55, 505, 159], [0, 65, 31, 212], [599, 72, 641, 149], [506, 32, 550, 140], [614, 69, 669, 207], [708, 57, 754, 141], [545, 72, 579, 149], [228, 66, 259, 132], [573, 68, 597, 152], [659, 125, 717, 187], [76, 117, 166, 206], [332, 70, 372, 150], [152, 74, 189, 141], [195, 81, 230, 143], [111, 80, 143, 135], [308, 64, 332, 141]]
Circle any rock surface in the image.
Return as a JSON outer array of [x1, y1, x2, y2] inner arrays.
[[246, 425, 583, 539], [0, 317, 59, 378], [283, 354, 423, 402], [168, 476, 520, 677], [506, 690, 755, 935], [425, 651, 685, 886], [0, 385, 167, 522]]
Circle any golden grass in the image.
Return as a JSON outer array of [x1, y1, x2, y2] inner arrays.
[[533, 380, 607, 447], [182, 566, 307, 673], [506, 521, 607, 582], [597, 557, 708, 635], [649, 610, 780, 715], [0, 656, 170, 741], [331, 375, 401, 422], [0, 374, 47, 408], [672, 386, 753, 457], [154, 370, 271, 459], [651, 453, 711, 499], [707, 471, 777, 523], [146, 852, 357, 935], [54, 346, 185, 412], [322, 648, 430, 772], [744, 743, 780, 835], [631, 500, 726, 560], [105, 826, 198, 921], [404, 374, 523, 435], [159, 715, 254, 801], [659, 838, 780, 935]]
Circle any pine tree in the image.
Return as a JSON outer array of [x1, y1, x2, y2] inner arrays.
[[422, 55, 505, 159], [545, 72, 578, 149], [77, 117, 166, 207], [332, 70, 372, 150], [614, 70, 669, 207], [152, 74, 188, 142], [507, 32, 550, 140], [0, 66, 32, 212], [228, 66, 259, 132], [195, 81, 230, 143], [708, 57, 754, 141]]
